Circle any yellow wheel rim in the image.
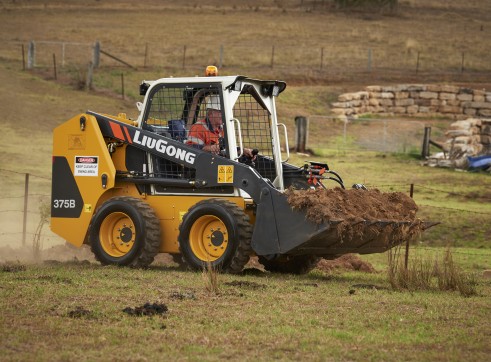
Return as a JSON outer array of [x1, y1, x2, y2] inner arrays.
[[189, 215, 228, 262], [99, 212, 136, 257]]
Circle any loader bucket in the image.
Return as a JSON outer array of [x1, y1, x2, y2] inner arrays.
[[251, 187, 426, 257], [281, 220, 423, 256]]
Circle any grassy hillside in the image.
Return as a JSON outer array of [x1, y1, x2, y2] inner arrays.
[[1, 0, 491, 87]]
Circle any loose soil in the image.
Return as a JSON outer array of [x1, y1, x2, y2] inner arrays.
[[67, 307, 94, 319], [122, 303, 168, 317], [286, 187, 423, 248], [224, 280, 267, 289], [286, 187, 419, 224], [316, 254, 376, 273]]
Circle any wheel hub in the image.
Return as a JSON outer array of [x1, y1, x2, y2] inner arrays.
[[99, 212, 136, 257], [210, 229, 224, 246], [120, 227, 133, 243], [189, 216, 228, 261]]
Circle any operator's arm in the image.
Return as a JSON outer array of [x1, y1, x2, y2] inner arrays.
[[186, 126, 220, 154]]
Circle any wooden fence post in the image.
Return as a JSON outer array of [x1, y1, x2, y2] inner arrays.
[[121, 73, 125, 100], [53, 53, 57, 80], [219, 44, 224, 68], [21, 44, 25, 70], [320, 47, 324, 70], [416, 51, 420, 74], [93, 41, 100, 68], [422, 126, 431, 159], [144, 43, 148, 68], [22, 173, 29, 247], [405, 183, 414, 270], [27, 41, 35, 69], [61, 42, 65, 67], [295, 116, 309, 153], [271, 45, 275, 69], [86, 61, 94, 91], [461, 52, 465, 74], [367, 48, 372, 72]]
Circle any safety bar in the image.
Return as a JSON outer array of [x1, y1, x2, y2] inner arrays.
[[277, 123, 290, 162], [232, 118, 244, 160]]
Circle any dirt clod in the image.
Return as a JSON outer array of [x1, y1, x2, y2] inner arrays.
[[67, 307, 93, 319], [169, 291, 196, 300], [224, 280, 267, 289], [316, 254, 376, 273], [123, 302, 168, 316], [350, 283, 387, 290]]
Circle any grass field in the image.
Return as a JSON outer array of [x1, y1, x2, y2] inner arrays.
[[0, 1, 490, 360], [1, 253, 490, 361]]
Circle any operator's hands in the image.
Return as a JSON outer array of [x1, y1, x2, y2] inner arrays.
[[243, 148, 257, 161], [203, 144, 221, 154]]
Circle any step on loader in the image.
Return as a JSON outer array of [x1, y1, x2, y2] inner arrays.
[[51, 67, 427, 274]]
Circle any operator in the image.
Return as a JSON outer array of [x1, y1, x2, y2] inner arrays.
[[186, 95, 256, 160]]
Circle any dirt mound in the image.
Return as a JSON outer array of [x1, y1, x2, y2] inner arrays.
[[67, 307, 94, 319], [123, 302, 168, 316], [286, 187, 418, 224], [316, 254, 376, 273]]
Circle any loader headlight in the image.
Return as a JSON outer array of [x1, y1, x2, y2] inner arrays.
[[140, 82, 150, 96], [260, 81, 285, 97], [233, 80, 242, 92], [272, 85, 280, 97]]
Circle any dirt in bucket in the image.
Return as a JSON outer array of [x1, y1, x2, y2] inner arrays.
[[285, 187, 424, 245], [286, 187, 419, 224]]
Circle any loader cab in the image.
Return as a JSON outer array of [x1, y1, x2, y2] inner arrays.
[[138, 76, 287, 195]]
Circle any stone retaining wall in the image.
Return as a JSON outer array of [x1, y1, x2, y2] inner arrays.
[[331, 85, 491, 119]]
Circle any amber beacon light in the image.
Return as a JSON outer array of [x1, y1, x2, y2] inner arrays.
[[205, 65, 218, 76]]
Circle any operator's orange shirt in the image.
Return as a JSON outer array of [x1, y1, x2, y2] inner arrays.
[[185, 119, 223, 149]]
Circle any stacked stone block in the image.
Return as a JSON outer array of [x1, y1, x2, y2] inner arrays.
[[331, 85, 491, 119], [428, 118, 491, 169], [444, 119, 486, 157]]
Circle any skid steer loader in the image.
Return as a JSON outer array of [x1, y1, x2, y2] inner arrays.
[[51, 67, 424, 273]]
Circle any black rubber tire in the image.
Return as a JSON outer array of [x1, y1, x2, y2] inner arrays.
[[89, 197, 160, 268], [178, 199, 252, 273], [258, 255, 320, 274]]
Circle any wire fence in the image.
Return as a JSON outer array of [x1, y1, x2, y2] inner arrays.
[[0, 169, 61, 251], [289, 116, 454, 155], [10, 40, 491, 84]]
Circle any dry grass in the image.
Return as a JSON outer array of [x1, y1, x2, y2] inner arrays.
[[434, 247, 478, 297], [388, 245, 478, 296], [32, 201, 50, 261], [202, 260, 221, 295]]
